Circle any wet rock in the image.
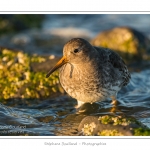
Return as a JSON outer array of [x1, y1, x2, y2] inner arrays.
[[78, 115, 150, 136], [55, 114, 86, 136], [91, 26, 150, 63]]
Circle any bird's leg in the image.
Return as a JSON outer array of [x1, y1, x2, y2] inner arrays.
[[75, 100, 85, 109], [110, 96, 123, 114], [110, 95, 118, 113]]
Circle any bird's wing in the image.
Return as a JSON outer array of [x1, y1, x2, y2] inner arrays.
[[94, 46, 131, 86]]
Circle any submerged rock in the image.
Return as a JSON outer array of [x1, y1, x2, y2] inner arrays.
[[91, 26, 150, 62]]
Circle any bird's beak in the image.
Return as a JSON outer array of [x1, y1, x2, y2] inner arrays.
[[46, 56, 68, 78]]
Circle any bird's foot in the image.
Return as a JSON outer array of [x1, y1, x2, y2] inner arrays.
[[110, 106, 118, 113], [110, 106, 124, 115]]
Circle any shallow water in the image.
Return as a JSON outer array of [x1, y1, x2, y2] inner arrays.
[[0, 69, 150, 136]]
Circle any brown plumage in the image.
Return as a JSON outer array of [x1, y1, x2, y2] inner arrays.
[[46, 38, 130, 107]]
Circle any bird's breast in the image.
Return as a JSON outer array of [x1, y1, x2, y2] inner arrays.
[[59, 63, 110, 103]]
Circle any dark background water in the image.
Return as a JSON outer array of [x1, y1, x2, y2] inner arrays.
[[0, 14, 150, 136]]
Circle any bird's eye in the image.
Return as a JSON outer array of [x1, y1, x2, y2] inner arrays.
[[73, 49, 79, 53]]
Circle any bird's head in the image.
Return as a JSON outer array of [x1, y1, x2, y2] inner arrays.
[[46, 38, 96, 78]]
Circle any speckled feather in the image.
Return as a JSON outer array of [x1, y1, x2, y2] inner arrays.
[[58, 38, 130, 104]]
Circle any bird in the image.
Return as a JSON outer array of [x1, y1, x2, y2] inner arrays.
[[46, 38, 130, 109]]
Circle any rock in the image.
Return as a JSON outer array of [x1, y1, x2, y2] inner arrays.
[[78, 115, 150, 136], [91, 26, 150, 62], [0, 48, 63, 101]]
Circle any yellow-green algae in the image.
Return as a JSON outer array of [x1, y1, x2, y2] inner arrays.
[[82, 122, 96, 136], [81, 115, 150, 136], [0, 49, 61, 100], [98, 129, 124, 136], [98, 115, 131, 126]]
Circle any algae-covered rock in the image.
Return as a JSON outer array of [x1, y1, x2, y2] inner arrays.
[[91, 27, 150, 62], [78, 115, 150, 136], [0, 47, 63, 101]]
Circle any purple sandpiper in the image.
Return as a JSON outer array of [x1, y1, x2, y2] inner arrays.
[[46, 38, 130, 108]]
